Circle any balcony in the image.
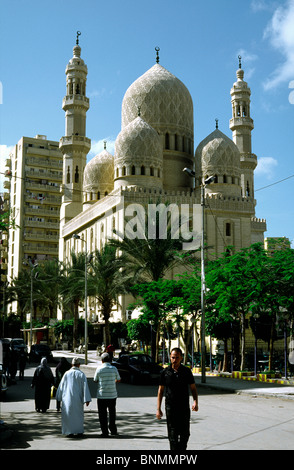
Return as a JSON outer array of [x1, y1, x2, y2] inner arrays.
[[25, 194, 61, 205], [24, 232, 59, 242], [24, 218, 59, 229], [25, 168, 62, 181], [26, 156, 63, 169], [24, 207, 60, 219], [23, 243, 58, 254], [25, 181, 60, 193]]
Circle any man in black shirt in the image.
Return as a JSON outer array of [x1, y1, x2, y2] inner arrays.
[[156, 347, 198, 450]]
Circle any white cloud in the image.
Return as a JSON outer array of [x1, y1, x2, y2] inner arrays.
[[0, 144, 14, 192], [256, 156, 278, 178], [263, 0, 294, 90]]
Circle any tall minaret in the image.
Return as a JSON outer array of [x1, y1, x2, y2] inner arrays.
[[59, 31, 91, 227], [230, 56, 257, 201]]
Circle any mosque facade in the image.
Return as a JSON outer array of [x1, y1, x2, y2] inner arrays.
[[58, 37, 266, 324]]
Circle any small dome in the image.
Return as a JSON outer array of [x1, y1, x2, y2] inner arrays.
[[115, 116, 162, 165], [114, 116, 163, 189], [83, 145, 114, 195], [195, 129, 241, 195], [121, 64, 193, 139]]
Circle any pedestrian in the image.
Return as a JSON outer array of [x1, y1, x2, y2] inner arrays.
[[106, 344, 115, 361], [31, 357, 55, 413], [56, 356, 92, 437], [93, 352, 121, 437], [55, 357, 71, 411], [19, 349, 27, 380], [156, 347, 198, 451]]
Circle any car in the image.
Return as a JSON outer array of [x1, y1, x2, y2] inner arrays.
[[11, 338, 28, 354], [0, 340, 8, 396], [112, 353, 163, 384], [29, 344, 53, 363]]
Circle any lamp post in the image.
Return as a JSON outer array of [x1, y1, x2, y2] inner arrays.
[[72, 234, 88, 365], [183, 168, 214, 383], [149, 320, 154, 359], [191, 317, 197, 371]]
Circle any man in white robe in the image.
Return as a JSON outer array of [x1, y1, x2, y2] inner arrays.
[[56, 356, 92, 437]]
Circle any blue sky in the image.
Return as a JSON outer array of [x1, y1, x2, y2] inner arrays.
[[0, 0, 293, 245]]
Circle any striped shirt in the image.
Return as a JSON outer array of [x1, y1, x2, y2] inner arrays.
[[94, 362, 121, 399]]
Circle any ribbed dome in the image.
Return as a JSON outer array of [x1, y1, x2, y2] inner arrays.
[[121, 64, 193, 138], [195, 129, 241, 196], [83, 146, 114, 195], [114, 116, 163, 190]]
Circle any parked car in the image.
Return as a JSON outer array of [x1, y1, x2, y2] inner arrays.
[[112, 353, 163, 384], [11, 338, 28, 354], [29, 344, 53, 363], [0, 340, 8, 396]]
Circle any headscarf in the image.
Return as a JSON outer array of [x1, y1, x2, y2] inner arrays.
[[36, 357, 54, 381]]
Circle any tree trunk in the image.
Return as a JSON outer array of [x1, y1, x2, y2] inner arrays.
[[269, 314, 276, 371], [73, 300, 79, 351], [240, 311, 246, 371]]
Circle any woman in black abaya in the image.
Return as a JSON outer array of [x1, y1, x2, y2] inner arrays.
[[31, 357, 55, 412]]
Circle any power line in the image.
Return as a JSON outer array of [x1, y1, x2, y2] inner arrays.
[[255, 174, 294, 192]]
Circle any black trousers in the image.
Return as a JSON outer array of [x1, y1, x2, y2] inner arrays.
[[166, 406, 190, 451], [97, 398, 117, 435]]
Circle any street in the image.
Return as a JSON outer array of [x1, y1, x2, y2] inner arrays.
[[1, 357, 294, 454]]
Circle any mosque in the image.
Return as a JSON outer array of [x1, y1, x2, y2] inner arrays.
[[58, 35, 266, 324]]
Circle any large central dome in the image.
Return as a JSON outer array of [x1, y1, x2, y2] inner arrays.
[[121, 63, 193, 138]]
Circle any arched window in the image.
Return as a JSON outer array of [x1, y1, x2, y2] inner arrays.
[[226, 222, 231, 237], [165, 133, 170, 150], [131, 165, 136, 175], [150, 166, 154, 176], [246, 181, 250, 196], [67, 166, 70, 184], [175, 134, 178, 151], [122, 166, 126, 176], [75, 166, 79, 183], [223, 174, 227, 183], [141, 165, 145, 175]]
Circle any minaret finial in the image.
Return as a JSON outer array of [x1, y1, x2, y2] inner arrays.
[[155, 47, 160, 64], [238, 55, 242, 69], [138, 106, 141, 117], [76, 31, 81, 45], [215, 118, 219, 129], [103, 140, 107, 150]]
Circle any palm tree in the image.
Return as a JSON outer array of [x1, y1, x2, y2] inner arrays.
[[37, 259, 62, 320], [60, 250, 88, 350], [109, 204, 188, 360], [87, 243, 132, 346]]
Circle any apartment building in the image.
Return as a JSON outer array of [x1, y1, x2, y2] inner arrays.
[[4, 135, 62, 289]]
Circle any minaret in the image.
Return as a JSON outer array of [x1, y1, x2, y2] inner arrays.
[[59, 31, 91, 226], [230, 56, 257, 200]]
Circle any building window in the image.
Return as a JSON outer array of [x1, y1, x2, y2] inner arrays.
[[67, 167, 70, 184], [75, 166, 79, 183], [141, 165, 145, 175], [131, 165, 136, 175], [226, 222, 231, 237], [165, 133, 170, 150]]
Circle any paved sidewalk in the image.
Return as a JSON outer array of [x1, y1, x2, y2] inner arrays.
[[55, 350, 294, 400]]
